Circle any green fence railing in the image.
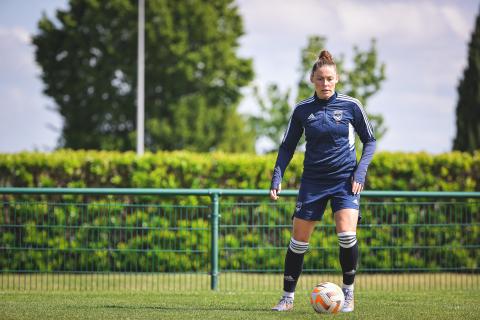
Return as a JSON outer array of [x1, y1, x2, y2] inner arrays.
[[1, 188, 479, 292]]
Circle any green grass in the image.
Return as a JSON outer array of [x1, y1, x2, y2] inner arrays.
[[2, 273, 478, 291], [1, 289, 479, 320], [1, 274, 479, 319]]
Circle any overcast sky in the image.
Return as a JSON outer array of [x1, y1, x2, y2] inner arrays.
[[0, 0, 478, 154]]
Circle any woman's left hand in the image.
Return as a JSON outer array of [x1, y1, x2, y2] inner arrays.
[[352, 180, 364, 195]]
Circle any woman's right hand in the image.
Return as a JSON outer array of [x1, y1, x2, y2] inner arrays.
[[270, 184, 282, 201]]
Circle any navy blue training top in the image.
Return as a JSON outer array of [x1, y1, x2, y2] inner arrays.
[[271, 92, 376, 189]]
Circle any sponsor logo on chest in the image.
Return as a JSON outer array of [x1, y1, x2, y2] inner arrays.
[[333, 110, 343, 122]]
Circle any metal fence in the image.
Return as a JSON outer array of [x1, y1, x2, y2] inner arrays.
[[1, 188, 479, 291]]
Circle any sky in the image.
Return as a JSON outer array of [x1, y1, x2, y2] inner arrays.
[[0, 0, 478, 154]]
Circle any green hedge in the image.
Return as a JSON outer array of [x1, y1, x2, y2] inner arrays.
[[0, 150, 479, 273], [1, 149, 479, 190], [1, 200, 478, 273]]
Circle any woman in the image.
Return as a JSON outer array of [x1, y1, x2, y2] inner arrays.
[[270, 50, 376, 313]]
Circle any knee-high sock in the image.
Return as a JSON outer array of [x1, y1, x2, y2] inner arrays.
[[338, 232, 358, 286], [283, 238, 309, 293]]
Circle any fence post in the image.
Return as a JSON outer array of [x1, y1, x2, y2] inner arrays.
[[210, 191, 220, 290]]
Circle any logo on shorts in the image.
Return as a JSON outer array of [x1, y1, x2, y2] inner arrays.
[[333, 110, 343, 122], [352, 199, 358, 205], [295, 202, 302, 212]]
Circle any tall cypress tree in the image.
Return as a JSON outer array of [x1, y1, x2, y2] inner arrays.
[[453, 10, 480, 152]]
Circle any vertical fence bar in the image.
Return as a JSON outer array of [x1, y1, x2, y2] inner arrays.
[[210, 191, 220, 290]]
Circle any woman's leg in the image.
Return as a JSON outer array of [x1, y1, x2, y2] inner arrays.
[[272, 217, 316, 311], [284, 217, 317, 291], [334, 209, 359, 312], [292, 216, 318, 241]]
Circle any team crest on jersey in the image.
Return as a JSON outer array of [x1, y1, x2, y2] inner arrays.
[[295, 202, 302, 212], [333, 110, 343, 122]]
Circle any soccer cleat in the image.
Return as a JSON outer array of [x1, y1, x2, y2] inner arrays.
[[271, 296, 294, 311], [341, 288, 354, 312]]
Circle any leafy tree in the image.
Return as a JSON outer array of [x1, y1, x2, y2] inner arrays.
[[33, 0, 254, 152], [252, 36, 386, 151], [248, 84, 291, 150], [453, 11, 480, 152]]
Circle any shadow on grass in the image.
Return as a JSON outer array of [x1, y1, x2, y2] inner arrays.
[[100, 304, 272, 313]]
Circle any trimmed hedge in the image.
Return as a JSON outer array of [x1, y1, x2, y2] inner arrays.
[[0, 149, 479, 190], [0, 150, 479, 273], [1, 199, 478, 273]]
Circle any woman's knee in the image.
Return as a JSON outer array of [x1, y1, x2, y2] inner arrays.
[[334, 209, 358, 232], [292, 217, 316, 242]]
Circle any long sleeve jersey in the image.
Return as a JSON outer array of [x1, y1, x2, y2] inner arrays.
[[271, 92, 376, 189]]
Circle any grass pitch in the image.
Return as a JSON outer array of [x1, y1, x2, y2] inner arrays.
[[1, 289, 479, 320], [1, 274, 479, 319]]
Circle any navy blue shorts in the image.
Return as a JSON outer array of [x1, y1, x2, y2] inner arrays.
[[294, 178, 360, 221]]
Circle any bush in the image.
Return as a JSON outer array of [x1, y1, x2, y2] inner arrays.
[[0, 150, 478, 191], [0, 150, 478, 273]]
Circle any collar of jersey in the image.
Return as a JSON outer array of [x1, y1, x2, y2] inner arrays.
[[313, 91, 337, 105]]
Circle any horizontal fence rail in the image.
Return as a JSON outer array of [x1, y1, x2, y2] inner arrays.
[[1, 188, 479, 292]]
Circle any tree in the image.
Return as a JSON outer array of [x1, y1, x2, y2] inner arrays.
[[252, 36, 386, 151], [33, 0, 254, 152], [248, 84, 291, 149], [453, 10, 480, 152]]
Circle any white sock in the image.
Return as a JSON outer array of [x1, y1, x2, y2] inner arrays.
[[283, 291, 295, 299], [342, 283, 354, 290]]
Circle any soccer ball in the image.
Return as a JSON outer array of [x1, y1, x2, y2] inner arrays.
[[310, 282, 345, 314]]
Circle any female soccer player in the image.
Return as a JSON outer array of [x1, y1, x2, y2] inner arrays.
[[270, 50, 376, 313]]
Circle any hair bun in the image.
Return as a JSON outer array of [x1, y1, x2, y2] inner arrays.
[[318, 50, 334, 64], [311, 49, 336, 76]]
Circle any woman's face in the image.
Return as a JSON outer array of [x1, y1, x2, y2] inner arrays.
[[310, 65, 338, 100]]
